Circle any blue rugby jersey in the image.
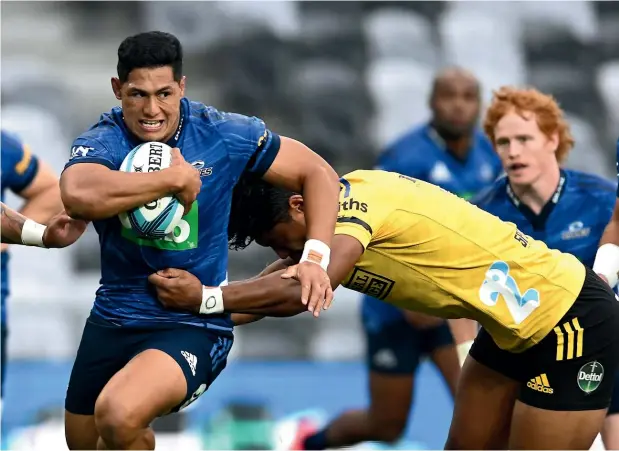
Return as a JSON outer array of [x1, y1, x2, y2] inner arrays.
[[474, 169, 616, 268], [64, 98, 281, 333]]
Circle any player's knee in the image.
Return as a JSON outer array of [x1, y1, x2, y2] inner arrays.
[[94, 395, 143, 447]]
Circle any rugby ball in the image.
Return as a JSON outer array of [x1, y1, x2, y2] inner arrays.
[[118, 142, 184, 238]]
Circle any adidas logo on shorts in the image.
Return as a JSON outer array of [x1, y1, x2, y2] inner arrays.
[[527, 373, 553, 394], [181, 351, 197, 376]]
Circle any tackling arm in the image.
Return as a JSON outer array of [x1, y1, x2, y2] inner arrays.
[[230, 257, 294, 326], [150, 235, 364, 318], [220, 235, 362, 317]]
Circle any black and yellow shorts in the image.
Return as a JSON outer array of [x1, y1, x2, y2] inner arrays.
[[470, 267, 619, 411]]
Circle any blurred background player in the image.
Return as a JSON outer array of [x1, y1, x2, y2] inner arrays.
[[289, 68, 503, 451], [592, 137, 619, 449], [60, 31, 339, 451], [474, 86, 617, 450], [0, 130, 64, 399]]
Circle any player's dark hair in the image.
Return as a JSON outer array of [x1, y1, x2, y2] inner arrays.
[[117, 31, 183, 83], [228, 174, 296, 250]]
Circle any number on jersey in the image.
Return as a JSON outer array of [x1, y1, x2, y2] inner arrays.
[[479, 261, 540, 324]]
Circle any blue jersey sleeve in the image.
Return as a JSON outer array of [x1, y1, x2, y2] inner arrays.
[[215, 113, 281, 183], [64, 135, 123, 172], [1, 132, 39, 193]]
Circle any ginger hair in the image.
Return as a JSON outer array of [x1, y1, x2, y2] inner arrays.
[[483, 87, 574, 163]]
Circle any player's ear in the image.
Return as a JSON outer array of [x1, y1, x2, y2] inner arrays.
[[111, 78, 122, 100], [289, 195, 304, 214], [178, 76, 186, 97], [548, 131, 560, 154]]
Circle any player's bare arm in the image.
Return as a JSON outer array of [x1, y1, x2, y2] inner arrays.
[[230, 257, 294, 326], [17, 160, 64, 224], [594, 198, 619, 287], [60, 148, 200, 220], [1, 202, 26, 244], [1, 202, 87, 248], [149, 234, 363, 318], [262, 136, 340, 308]]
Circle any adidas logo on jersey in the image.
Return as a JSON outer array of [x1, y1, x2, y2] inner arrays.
[[339, 198, 368, 213], [181, 351, 197, 376], [527, 373, 553, 394]]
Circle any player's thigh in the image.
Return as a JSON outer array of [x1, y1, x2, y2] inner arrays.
[[95, 326, 234, 428], [510, 402, 607, 450], [95, 348, 187, 433], [511, 267, 619, 449], [65, 314, 134, 449], [445, 328, 520, 450]]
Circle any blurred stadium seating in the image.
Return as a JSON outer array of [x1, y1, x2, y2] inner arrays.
[[1, 1, 618, 449]]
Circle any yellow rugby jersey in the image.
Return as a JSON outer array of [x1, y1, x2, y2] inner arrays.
[[336, 170, 586, 352]]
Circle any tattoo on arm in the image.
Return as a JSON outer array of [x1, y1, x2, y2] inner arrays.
[[1, 202, 26, 244]]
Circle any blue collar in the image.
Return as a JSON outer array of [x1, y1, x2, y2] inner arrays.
[[505, 169, 567, 231]]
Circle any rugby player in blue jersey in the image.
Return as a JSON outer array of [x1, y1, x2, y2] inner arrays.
[[0, 130, 73, 399], [592, 137, 619, 448], [474, 86, 617, 450], [59, 31, 340, 451]]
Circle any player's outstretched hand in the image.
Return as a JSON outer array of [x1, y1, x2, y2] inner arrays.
[[281, 263, 333, 317], [169, 148, 201, 214], [42, 211, 88, 248], [148, 268, 202, 313]]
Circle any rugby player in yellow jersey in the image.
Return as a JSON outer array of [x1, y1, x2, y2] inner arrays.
[[149, 170, 619, 450]]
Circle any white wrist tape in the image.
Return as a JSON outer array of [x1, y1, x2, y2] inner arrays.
[[456, 340, 474, 367], [21, 219, 46, 247], [593, 243, 619, 288], [199, 286, 224, 315], [300, 239, 331, 271]]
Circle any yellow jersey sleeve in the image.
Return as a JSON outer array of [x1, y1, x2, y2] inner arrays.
[[335, 171, 393, 248]]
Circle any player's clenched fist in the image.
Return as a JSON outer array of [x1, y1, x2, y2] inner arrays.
[[281, 262, 334, 317], [168, 148, 201, 214], [148, 268, 203, 312]]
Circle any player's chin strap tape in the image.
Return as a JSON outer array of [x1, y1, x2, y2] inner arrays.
[[300, 239, 331, 271], [593, 243, 619, 289], [456, 340, 474, 367], [21, 219, 47, 248], [199, 286, 224, 315]]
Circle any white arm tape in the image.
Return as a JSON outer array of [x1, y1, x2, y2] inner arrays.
[[199, 286, 224, 315], [21, 219, 46, 248], [456, 340, 474, 367], [593, 243, 619, 288], [300, 239, 331, 271]]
